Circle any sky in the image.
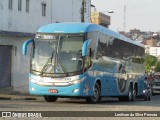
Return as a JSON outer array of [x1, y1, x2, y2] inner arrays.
[[91, 0, 160, 33]]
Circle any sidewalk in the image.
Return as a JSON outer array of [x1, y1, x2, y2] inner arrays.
[[0, 94, 43, 100]]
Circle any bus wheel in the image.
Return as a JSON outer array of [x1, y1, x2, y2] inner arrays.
[[86, 83, 100, 103], [131, 87, 136, 101], [119, 85, 133, 101], [127, 85, 133, 101], [148, 96, 151, 101], [44, 96, 58, 102]]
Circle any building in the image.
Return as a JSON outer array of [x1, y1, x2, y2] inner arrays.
[[90, 11, 111, 28], [130, 28, 141, 35], [149, 47, 160, 58], [0, 0, 91, 33], [145, 45, 150, 55], [145, 39, 157, 47], [0, 0, 91, 94]]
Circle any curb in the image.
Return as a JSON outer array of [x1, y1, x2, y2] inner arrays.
[[0, 97, 11, 100], [11, 97, 37, 100], [0, 95, 39, 101]]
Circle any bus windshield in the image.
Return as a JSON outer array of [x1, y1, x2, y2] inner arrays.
[[31, 34, 84, 76]]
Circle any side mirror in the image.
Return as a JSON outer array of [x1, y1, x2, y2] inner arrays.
[[22, 39, 33, 55], [82, 39, 91, 57]]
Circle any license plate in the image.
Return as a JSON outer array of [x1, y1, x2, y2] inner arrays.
[[48, 89, 58, 93]]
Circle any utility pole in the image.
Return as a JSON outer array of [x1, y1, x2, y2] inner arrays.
[[123, 5, 126, 33], [81, 0, 86, 22]]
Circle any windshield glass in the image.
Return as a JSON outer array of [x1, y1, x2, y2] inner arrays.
[[31, 34, 84, 76], [154, 75, 160, 81]]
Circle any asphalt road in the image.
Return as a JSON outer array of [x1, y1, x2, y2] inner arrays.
[[0, 95, 160, 120]]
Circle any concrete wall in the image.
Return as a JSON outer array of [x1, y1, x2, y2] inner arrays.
[[0, 0, 91, 33], [0, 35, 32, 93], [149, 47, 160, 56]]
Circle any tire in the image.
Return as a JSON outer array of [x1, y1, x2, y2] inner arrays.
[[44, 96, 58, 102], [86, 83, 100, 103], [148, 96, 151, 101], [144, 95, 148, 101], [118, 85, 134, 102], [126, 85, 133, 101], [144, 93, 151, 101], [131, 87, 136, 101]]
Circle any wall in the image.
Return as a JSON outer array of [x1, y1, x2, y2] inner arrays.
[[0, 0, 91, 33], [0, 35, 31, 93], [149, 47, 160, 56]]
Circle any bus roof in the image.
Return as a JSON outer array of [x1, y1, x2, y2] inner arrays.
[[37, 22, 144, 48]]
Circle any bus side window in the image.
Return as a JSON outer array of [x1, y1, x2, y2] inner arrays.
[[97, 41, 104, 59], [87, 31, 97, 60], [96, 33, 105, 59]]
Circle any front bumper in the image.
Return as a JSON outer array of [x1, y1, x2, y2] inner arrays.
[[29, 81, 84, 96], [152, 86, 160, 94]]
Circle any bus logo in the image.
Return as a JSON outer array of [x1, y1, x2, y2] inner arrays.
[[118, 64, 127, 93]]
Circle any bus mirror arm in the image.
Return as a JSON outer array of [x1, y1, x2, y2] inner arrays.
[[82, 39, 91, 57], [22, 39, 34, 55]]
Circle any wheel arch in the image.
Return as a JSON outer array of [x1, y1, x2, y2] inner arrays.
[[96, 79, 101, 92], [134, 82, 138, 96], [129, 81, 133, 89]]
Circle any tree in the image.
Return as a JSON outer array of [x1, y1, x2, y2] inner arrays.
[[144, 55, 157, 73], [155, 61, 160, 72]]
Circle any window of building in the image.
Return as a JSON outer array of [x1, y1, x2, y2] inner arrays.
[[18, 0, 22, 11], [26, 0, 29, 12], [42, 3, 46, 16], [9, 0, 12, 10]]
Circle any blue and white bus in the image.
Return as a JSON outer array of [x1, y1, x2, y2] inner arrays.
[[23, 22, 146, 103]]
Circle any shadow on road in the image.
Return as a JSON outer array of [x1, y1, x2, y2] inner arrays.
[[53, 95, 160, 107]]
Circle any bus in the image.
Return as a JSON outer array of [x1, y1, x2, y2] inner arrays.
[[22, 22, 146, 103]]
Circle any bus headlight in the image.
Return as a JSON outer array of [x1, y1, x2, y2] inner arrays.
[[69, 77, 86, 85], [143, 90, 145, 93], [30, 76, 43, 84]]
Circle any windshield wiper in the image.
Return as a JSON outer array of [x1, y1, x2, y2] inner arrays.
[[40, 50, 54, 76], [56, 58, 69, 77], [39, 58, 51, 75], [40, 37, 69, 77], [54, 36, 69, 76]]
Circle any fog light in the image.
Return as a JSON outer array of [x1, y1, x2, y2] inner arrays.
[[73, 88, 79, 93], [143, 90, 146, 93], [31, 88, 35, 91]]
